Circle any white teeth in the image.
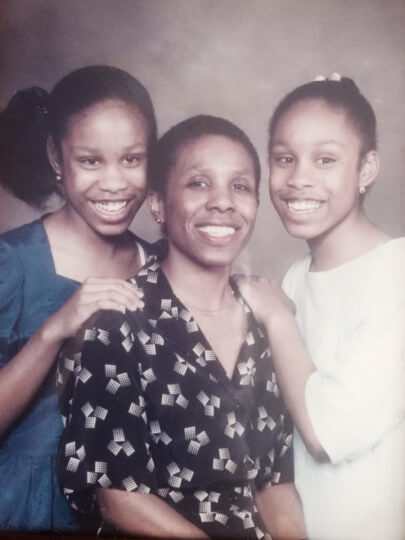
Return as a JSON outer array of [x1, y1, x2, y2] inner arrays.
[[94, 200, 127, 213], [287, 200, 322, 212], [198, 225, 236, 237]]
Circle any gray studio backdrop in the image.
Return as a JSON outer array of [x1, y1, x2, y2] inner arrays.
[[1, 0, 404, 279]]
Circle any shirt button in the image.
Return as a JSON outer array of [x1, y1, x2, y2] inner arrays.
[[233, 400, 242, 411]]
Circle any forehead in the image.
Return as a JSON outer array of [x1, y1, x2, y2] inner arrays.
[[63, 99, 147, 139], [273, 98, 362, 147], [174, 134, 255, 169]]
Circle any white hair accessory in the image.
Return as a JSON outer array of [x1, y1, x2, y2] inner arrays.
[[314, 72, 342, 82]]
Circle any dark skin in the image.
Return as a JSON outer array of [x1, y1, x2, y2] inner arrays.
[[96, 134, 306, 539], [0, 99, 147, 437]]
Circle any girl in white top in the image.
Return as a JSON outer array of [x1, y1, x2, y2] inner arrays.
[[235, 75, 405, 540]]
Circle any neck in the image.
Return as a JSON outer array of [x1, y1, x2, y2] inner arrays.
[[161, 250, 234, 312], [43, 206, 138, 281], [56, 205, 133, 257], [308, 211, 390, 271]]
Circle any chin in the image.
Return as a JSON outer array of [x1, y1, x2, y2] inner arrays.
[[281, 222, 321, 241], [93, 221, 131, 237], [193, 252, 236, 270]]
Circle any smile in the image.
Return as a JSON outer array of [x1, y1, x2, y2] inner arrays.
[[287, 199, 323, 212], [196, 225, 237, 238], [92, 200, 128, 214]]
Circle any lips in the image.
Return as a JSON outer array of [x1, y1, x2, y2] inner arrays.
[[286, 199, 324, 213], [193, 221, 243, 247], [196, 224, 237, 238], [90, 199, 129, 216]]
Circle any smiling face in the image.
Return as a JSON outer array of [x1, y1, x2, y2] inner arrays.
[[150, 134, 258, 271], [49, 98, 149, 236], [269, 98, 377, 249]]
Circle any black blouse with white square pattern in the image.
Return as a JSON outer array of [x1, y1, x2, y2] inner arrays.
[[57, 260, 293, 539]]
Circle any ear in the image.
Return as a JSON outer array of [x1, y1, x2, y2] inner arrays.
[[46, 136, 62, 175], [147, 191, 165, 224], [359, 150, 379, 191]]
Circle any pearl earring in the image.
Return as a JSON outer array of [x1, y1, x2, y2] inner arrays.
[[359, 186, 366, 194], [156, 217, 162, 224], [56, 174, 62, 182]]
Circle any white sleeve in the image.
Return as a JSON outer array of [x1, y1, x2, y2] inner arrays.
[[281, 256, 310, 298], [305, 281, 405, 464]]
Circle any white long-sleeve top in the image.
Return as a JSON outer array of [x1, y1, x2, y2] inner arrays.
[[283, 238, 405, 540]]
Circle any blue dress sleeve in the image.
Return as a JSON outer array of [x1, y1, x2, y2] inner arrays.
[[0, 239, 24, 368]]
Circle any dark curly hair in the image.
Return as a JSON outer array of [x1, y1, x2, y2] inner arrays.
[[0, 66, 157, 207]]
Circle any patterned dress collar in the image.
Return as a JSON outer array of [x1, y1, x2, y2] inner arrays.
[[132, 260, 265, 394]]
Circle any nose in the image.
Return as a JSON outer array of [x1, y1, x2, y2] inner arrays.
[[286, 159, 315, 190], [206, 183, 235, 212], [98, 164, 129, 192]]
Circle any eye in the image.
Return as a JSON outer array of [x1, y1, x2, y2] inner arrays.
[[78, 156, 100, 168], [316, 156, 336, 165], [123, 154, 143, 167], [271, 154, 294, 166], [232, 179, 252, 192], [187, 176, 209, 189]]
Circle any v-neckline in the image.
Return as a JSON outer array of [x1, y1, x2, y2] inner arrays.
[[39, 217, 145, 284], [38, 218, 81, 285], [148, 265, 254, 386]]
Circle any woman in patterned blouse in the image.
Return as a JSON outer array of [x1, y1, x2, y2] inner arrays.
[[57, 115, 305, 539]]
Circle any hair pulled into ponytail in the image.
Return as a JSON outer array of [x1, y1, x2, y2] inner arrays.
[[268, 76, 377, 158], [0, 65, 157, 208], [0, 86, 61, 207]]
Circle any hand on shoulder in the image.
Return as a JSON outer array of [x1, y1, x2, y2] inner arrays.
[[232, 274, 295, 325], [42, 277, 144, 344]]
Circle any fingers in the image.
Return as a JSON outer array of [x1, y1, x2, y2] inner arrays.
[[78, 298, 130, 321], [231, 272, 294, 317], [232, 273, 271, 288], [50, 278, 147, 341], [231, 273, 263, 283], [79, 278, 144, 312]]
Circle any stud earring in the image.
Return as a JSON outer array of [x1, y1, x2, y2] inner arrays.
[[155, 217, 162, 224], [56, 174, 62, 182], [359, 186, 366, 194]]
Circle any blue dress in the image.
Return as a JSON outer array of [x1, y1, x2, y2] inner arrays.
[[0, 219, 80, 532], [0, 219, 155, 532]]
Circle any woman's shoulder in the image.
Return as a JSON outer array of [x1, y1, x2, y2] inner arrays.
[[0, 219, 51, 277], [281, 254, 311, 295], [379, 236, 405, 263], [0, 218, 45, 250], [348, 237, 405, 292], [130, 231, 166, 260], [285, 254, 312, 276], [0, 235, 24, 310], [0, 221, 44, 282], [0, 219, 57, 301], [366, 237, 405, 302]]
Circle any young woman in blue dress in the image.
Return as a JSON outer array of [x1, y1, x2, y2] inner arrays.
[[0, 65, 157, 532]]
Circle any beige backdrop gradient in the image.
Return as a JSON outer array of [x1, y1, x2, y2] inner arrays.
[[1, 0, 404, 279]]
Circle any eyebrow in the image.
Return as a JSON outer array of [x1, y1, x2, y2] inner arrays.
[[271, 139, 346, 149], [185, 163, 254, 176], [71, 143, 147, 153]]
